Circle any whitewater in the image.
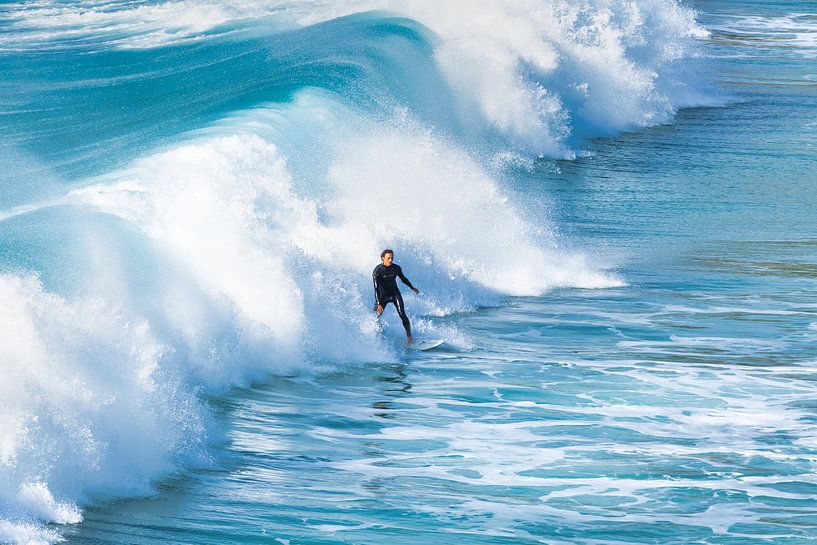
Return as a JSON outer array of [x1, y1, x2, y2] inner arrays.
[[2, 1, 816, 544]]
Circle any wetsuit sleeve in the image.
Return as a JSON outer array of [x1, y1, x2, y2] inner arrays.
[[396, 265, 416, 291], [372, 266, 382, 305]]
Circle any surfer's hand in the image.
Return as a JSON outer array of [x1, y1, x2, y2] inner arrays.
[[376, 304, 384, 315], [412, 288, 420, 295]]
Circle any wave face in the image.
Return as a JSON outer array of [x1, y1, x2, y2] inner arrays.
[[0, 1, 707, 542]]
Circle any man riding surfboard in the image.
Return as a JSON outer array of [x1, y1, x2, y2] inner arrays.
[[372, 249, 420, 346]]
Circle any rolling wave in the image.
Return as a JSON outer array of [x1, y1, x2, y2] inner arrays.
[[0, 1, 709, 542]]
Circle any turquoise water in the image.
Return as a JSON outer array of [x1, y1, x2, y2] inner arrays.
[[1, 1, 816, 544]]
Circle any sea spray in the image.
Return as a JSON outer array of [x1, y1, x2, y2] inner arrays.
[[0, 275, 209, 544]]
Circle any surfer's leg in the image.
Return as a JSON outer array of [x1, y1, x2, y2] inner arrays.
[[393, 292, 412, 341]]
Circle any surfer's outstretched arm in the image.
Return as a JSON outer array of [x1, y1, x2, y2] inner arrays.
[[397, 265, 419, 294]]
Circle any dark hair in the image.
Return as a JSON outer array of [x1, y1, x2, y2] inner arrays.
[[381, 248, 394, 259]]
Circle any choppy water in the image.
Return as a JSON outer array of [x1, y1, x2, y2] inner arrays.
[[1, 1, 816, 544]]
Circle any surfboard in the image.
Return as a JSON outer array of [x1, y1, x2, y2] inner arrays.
[[413, 339, 445, 351]]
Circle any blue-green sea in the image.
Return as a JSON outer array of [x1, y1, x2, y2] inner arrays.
[[1, 1, 816, 544]]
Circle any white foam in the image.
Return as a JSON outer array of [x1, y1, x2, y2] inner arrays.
[[15, 483, 82, 525], [0, 1, 246, 50], [319, 357, 817, 538], [711, 13, 817, 58], [0, 521, 64, 545], [0, 274, 209, 543]]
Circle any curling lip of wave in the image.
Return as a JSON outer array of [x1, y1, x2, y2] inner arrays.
[[2, 0, 711, 156]]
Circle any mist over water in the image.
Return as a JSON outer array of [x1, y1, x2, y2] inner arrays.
[[2, 1, 815, 544]]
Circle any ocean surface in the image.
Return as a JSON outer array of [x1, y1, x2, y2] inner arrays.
[[1, 1, 816, 544]]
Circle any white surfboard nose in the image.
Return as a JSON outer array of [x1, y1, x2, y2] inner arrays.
[[414, 339, 445, 351]]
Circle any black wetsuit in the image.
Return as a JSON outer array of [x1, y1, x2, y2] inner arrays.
[[372, 263, 416, 337]]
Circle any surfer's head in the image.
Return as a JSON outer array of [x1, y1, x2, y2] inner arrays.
[[381, 249, 394, 267]]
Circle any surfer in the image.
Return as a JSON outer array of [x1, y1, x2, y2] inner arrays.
[[373, 249, 420, 345]]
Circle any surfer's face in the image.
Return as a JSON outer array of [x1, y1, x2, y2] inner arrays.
[[382, 253, 393, 266]]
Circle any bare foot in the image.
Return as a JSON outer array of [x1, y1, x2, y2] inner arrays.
[[406, 337, 414, 346]]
